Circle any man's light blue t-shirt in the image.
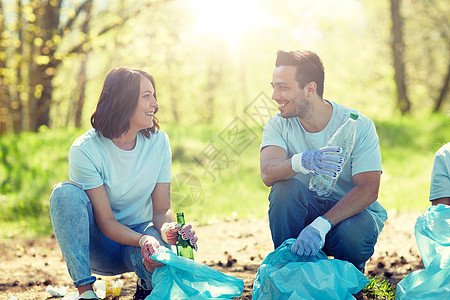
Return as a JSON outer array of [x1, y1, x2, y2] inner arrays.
[[69, 129, 172, 226], [261, 100, 387, 226], [429, 142, 450, 201]]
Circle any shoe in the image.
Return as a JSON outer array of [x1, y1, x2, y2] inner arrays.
[[132, 279, 152, 300], [78, 290, 98, 299]]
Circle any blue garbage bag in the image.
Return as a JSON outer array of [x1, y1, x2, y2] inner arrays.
[[253, 239, 369, 300], [146, 247, 244, 300], [396, 204, 450, 299]]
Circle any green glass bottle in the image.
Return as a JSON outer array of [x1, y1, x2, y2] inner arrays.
[[176, 212, 194, 260]]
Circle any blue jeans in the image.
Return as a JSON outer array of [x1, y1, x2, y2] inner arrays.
[[268, 178, 380, 270], [49, 182, 169, 289]]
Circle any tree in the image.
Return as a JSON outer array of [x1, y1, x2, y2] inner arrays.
[[0, 0, 165, 134], [435, 63, 449, 112], [73, 0, 92, 128], [402, 0, 449, 113], [0, 0, 7, 135], [390, 0, 411, 114]]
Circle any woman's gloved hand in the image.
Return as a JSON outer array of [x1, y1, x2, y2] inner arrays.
[[161, 222, 199, 251], [139, 234, 164, 269]]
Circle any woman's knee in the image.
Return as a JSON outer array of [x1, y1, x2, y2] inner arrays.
[[50, 181, 88, 211], [62, 180, 82, 188]]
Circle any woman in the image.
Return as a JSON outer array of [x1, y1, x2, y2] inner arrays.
[[49, 67, 198, 300]]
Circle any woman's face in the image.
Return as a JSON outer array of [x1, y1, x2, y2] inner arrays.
[[128, 77, 158, 132]]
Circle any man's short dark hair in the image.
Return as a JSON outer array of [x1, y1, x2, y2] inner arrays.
[[91, 67, 159, 139], [275, 50, 325, 98]]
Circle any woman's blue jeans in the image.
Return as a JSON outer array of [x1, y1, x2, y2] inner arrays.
[[49, 182, 168, 289], [268, 178, 381, 270]]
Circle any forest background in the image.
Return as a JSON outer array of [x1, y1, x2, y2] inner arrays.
[[0, 0, 449, 238]]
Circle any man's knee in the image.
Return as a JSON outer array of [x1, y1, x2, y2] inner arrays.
[[328, 211, 379, 265], [269, 178, 308, 206], [337, 211, 378, 244]]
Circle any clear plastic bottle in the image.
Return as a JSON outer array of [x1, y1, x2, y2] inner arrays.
[[309, 112, 359, 197], [176, 212, 194, 260]]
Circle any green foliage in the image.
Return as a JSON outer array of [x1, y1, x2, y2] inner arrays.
[[363, 275, 396, 299], [166, 123, 268, 224], [375, 112, 449, 212], [0, 126, 84, 237], [0, 112, 448, 238]]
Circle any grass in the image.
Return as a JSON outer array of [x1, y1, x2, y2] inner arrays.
[[0, 112, 448, 239], [363, 276, 396, 299]]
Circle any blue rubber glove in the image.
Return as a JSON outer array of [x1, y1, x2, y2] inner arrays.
[[291, 216, 332, 257], [291, 146, 343, 178]]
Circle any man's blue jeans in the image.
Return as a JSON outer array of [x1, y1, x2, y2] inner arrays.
[[49, 181, 169, 289], [268, 178, 380, 270]]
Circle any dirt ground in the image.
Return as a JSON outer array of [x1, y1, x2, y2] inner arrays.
[[0, 210, 425, 299]]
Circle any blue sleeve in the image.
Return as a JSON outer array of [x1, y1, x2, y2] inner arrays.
[[260, 116, 287, 152], [156, 132, 172, 183], [68, 143, 104, 190], [351, 118, 382, 176]]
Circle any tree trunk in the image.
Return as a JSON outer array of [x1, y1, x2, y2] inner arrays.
[[434, 63, 450, 112], [74, 0, 92, 128], [0, 0, 8, 135], [390, 0, 411, 114], [205, 64, 223, 124], [74, 58, 87, 128], [28, 0, 62, 131], [12, 0, 24, 133]]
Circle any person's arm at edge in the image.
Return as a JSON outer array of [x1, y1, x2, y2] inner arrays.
[[322, 171, 381, 226], [151, 182, 176, 236], [86, 185, 142, 246], [431, 197, 450, 206], [260, 145, 297, 187]]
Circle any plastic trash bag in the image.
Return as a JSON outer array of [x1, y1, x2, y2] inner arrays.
[[396, 204, 450, 299], [147, 247, 244, 300], [253, 239, 369, 300]]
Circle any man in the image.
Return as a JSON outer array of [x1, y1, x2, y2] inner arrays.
[[260, 50, 387, 271], [429, 142, 450, 206]]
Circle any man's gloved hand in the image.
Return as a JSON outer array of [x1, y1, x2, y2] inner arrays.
[[291, 146, 343, 177], [139, 234, 164, 268], [179, 224, 199, 251], [291, 216, 332, 257]]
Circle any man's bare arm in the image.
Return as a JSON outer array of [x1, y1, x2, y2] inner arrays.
[[260, 145, 297, 187], [323, 171, 381, 226]]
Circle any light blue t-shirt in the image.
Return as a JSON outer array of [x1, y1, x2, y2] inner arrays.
[[261, 100, 387, 225], [69, 129, 172, 226], [429, 142, 450, 201]]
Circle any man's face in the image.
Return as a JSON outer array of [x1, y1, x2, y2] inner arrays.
[[271, 66, 309, 119]]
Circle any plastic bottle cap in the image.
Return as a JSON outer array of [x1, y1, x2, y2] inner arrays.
[[350, 112, 359, 120]]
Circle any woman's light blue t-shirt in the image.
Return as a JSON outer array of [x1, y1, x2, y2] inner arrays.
[[429, 142, 450, 201], [261, 100, 387, 226], [69, 129, 172, 226]]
